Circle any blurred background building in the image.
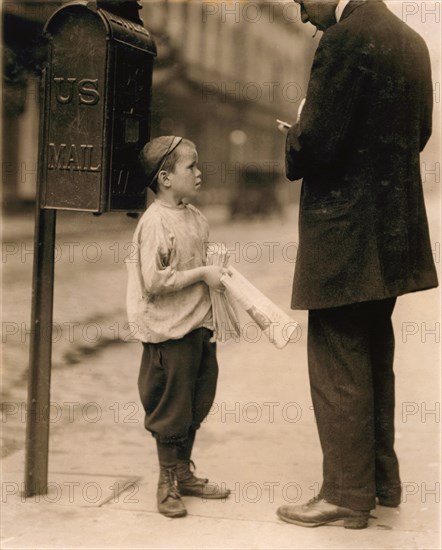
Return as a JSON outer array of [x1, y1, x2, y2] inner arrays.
[[2, 0, 314, 215]]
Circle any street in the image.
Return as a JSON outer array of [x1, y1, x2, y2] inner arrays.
[[1, 196, 440, 548]]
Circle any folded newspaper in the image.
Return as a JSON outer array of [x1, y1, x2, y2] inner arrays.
[[206, 244, 241, 342], [207, 244, 300, 349]]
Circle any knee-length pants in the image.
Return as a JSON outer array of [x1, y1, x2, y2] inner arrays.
[[138, 327, 218, 444]]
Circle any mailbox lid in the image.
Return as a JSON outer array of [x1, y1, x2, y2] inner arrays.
[[100, 8, 157, 55], [44, 3, 157, 56]]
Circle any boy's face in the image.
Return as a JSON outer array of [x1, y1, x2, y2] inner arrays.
[[167, 144, 202, 203]]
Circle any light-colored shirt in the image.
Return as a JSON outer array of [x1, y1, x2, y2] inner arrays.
[[126, 200, 213, 343], [335, 0, 352, 22]]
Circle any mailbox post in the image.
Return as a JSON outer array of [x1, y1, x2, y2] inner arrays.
[[24, 0, 156, 497]]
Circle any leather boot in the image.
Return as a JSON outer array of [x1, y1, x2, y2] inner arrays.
[[157, 466, 187, 518], [176, 460, 230, 499]]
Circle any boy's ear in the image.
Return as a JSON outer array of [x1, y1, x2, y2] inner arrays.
[[157, 170, 171, 189]]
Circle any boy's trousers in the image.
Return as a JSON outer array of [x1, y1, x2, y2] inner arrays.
[[307, 297, 400, 512], [138, 327, 218, 444]]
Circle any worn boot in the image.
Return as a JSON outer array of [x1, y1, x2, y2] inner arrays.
[[176, 460, 230, 499], [157, 466, 187, 518]]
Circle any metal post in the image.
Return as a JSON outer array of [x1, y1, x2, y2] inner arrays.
[[23, 0, 148, 497], [24, 206, 56, 497]]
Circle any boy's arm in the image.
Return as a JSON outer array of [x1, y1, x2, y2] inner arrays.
[[174, 265, 227, 291], [139, 218, 226, 295]]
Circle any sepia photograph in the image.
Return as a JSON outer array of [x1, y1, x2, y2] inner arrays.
[[1, 0, 441, 548]]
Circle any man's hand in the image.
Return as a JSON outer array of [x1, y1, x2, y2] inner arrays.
[[277, 123, 290, 135]]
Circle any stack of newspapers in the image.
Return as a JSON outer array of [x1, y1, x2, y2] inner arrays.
[[206, 243, 300, 349], [206, 243, 241, 342]]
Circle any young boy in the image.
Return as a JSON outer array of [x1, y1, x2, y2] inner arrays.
[[126, 136, 230, 518]]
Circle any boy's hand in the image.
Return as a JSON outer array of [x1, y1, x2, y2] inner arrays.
[[203, 266, 231, 290]]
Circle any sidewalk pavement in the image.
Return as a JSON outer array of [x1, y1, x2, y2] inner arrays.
[[1, 200, 441, 549], [2, 289, 441, 549]]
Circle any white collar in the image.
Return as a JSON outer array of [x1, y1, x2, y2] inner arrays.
[[335, 0, 352, 22]]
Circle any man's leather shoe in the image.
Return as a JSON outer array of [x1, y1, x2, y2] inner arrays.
[[176, 460, 230, 499], [157, 467, 187, 518], [277, 497, 370, 529]]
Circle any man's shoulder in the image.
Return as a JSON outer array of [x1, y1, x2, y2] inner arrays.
[[319, 14, 366, 54], [321, 1, 427, 58], [332, 1, 426, 45]]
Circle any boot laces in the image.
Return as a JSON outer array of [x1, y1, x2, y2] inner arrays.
[[161, 468, 181, 499], [178, 460, 208, 484]]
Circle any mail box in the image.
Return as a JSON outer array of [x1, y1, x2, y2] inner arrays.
[[40, 1, 156, 212]]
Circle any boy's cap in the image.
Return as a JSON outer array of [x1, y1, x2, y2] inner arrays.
[[139, 136, 183, 188]]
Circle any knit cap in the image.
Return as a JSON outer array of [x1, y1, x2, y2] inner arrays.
[[139, 136, 183, 188]]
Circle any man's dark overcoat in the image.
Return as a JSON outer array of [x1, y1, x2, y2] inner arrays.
[[286, 0, 438, 309]]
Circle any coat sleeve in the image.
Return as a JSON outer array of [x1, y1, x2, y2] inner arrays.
[[286, 27, 365, 181], [419, 42, 433, 152]]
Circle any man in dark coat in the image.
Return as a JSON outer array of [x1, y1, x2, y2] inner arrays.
[[277, 0, 438, 529]]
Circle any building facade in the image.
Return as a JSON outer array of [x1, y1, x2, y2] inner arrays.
[[2, 0, 314, 211]]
